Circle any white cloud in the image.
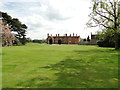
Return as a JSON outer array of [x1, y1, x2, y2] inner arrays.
[[0, 2, 3, 7], [0, 0, 99, 39], [29, 4, 48, 12]]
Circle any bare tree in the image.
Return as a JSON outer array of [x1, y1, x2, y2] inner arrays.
[[87, 0, 120, 49]]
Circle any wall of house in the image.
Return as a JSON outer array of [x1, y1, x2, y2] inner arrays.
[[46, 34, 80, 44]]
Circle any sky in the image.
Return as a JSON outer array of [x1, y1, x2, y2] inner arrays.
[[0, 0, 99, 40]]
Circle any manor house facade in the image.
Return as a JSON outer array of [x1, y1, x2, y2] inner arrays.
[[46, 33, 80, 44]]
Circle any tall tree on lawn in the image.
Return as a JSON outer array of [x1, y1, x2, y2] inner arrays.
[[1, 11, 27, 45], [87, 0, 120, 50]]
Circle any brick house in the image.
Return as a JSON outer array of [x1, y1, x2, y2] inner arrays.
[[90, 33, 99, 45], [46, 33, 80, 44], [91, 33, 99, 40]]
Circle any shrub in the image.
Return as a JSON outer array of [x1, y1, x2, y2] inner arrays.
[[97, 38, 120, 47]]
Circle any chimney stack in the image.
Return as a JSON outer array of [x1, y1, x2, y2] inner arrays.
[[56, 34, 57, 37], [51, 34, 52, 36], [58, 34, 59, 37], [70, 34, 71, 37], [73, 33, 74, 36], [65, 34, 67, 37], [76, 34, 77, 36]]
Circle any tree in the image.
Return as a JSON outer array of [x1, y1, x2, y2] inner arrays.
[[33, 39, 42, 43], [1, 20, 15, 46], [87, 0, 120, 50], [41, 39, 46, 43], [26, 38, 32, 43], [1, 12, 27, 45], [83, 39, 86, 41], [87, 35, 90, 41]]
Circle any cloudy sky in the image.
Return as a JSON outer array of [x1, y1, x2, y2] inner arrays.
[[0, 0, 99, 39]]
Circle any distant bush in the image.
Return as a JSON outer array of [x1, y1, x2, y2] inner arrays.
[[97, 39, 114, 47], [97, 33, 120, 47], [83, 39, 86, 41], [32, 39, 46, 44], [33, 39, 42, 43], [26, 38, 32, 43]]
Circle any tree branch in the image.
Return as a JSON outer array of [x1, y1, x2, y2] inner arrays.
[[95, 11, 114, 22], [105, 9, 115, 17], [100, 23, 114, 30], [109, 0, 114, 12]]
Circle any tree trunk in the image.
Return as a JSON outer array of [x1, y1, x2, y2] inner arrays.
[[115, 40, 119, 50], [114, 33, 119, 50]]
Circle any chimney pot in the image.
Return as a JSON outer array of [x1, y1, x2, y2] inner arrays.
[[73, 33, 74, 36], [65, 34, 67, 36], [47, 33, 49, 36]]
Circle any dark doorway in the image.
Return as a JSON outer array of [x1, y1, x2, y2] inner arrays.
[[58, 39, 61, 44], [49, 38, 52, 44]]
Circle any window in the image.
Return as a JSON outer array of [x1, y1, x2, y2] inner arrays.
[[69, 38, 71, 41], [55, 41, 57, 44], [75, 38, 77, 40], [65, 38, 67, 41], [55, 38, 58, 40]]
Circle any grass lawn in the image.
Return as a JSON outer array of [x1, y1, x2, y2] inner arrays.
[[2, 43, 119, 88]]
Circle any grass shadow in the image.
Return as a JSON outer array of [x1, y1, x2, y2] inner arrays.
[[17, 58, 118, 88], [16, 48, 118, 88]]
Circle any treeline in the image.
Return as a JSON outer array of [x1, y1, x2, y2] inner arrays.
[[26, 38, 46, 44]]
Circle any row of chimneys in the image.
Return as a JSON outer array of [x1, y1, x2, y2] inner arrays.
[[47, 33, 77, 37]]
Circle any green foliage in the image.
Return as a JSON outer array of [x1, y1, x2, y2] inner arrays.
[[33, 39, 42, 43], [87, 0, 120, 49], [83, 39, 86, 41], [41, 39, 46, 43], [97, 31, 120, 47], [87, 35, 90, 41], [97, 39, 115, 47], [13, 38, 22, 46], [2, 43, 118, 88], [32, 39, 46, 44], [1, 12, 28, 45], [26, 38, 32, 43]]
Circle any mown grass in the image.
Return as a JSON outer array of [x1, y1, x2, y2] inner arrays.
[[2, 43, 119, 88]]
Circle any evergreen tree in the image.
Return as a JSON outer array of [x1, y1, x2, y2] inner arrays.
[[87, 35, 90, 41]]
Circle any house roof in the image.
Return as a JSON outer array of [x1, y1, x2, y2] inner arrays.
[[53, 36, 80, 38]]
